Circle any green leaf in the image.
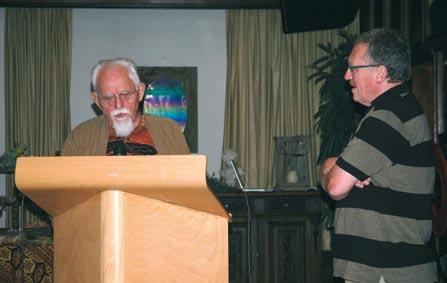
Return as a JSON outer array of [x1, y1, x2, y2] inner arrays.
[[318, 42, 333, 54], [307, 29, 362, 165]]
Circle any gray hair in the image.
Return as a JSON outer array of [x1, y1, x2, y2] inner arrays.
[[356, 29, 411, 82], [91, 57, 140, 92]]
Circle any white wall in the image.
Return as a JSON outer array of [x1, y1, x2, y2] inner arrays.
[[71, 9, 226, 175], [0, 8, 5, 227]]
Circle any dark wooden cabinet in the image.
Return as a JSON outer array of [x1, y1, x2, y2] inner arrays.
[[217, 191, 323, 283]]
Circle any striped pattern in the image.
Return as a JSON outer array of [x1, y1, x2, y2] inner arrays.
[[333, 84, 437, 282]]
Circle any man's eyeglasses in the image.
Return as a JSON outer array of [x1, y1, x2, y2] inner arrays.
[[347, 64, 381, 72], [98, 89, 137, 105]]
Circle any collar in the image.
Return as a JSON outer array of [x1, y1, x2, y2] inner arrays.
[[370, 83, 409, 108]]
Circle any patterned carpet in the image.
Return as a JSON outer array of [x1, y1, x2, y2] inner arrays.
[[0, 234, 53, 283]]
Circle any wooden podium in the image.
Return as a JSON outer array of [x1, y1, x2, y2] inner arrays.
[[15, 155, 229, 282]]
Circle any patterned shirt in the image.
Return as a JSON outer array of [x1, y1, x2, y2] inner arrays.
[[106, 117, 157, 155]]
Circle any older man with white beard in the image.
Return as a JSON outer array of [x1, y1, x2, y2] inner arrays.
[[61, 57, 190, 156]]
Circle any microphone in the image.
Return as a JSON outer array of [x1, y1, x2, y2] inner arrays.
[[107, 140, 127, 155]]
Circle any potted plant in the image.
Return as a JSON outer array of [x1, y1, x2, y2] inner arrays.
[[308, 29, 366, 248], [0, 144, 27, 173]]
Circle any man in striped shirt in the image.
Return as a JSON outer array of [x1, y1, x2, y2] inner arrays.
[[320, 29, 436, 283]]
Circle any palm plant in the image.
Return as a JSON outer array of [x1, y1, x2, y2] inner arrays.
[[309, 30, 366, 165], [0, 144, 27, 173], [308, 30, 366, 231]]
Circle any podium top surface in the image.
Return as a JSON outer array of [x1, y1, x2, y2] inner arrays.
[[15, 155, 229, 218]]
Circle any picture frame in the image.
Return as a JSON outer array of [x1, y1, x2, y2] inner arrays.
[[137, 66, 198, 152]]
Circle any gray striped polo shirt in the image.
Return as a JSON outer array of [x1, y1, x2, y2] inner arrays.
[[333, 83, 436, 283]]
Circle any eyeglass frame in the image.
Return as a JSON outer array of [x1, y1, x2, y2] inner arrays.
[[97, 88, 139, 105], [347, 64, 381, 72]]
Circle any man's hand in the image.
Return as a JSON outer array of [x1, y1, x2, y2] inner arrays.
[[354, 177, 371, 188]]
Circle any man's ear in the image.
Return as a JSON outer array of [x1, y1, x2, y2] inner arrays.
[[376, 65, 389, 83], [91, 92, 101, 108], [137, 82, 145, 102]]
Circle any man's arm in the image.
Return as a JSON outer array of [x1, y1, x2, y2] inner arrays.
[[319, 157, 360, 200]]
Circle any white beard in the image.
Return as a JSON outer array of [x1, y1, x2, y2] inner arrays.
[[111, 108, 135, 137]]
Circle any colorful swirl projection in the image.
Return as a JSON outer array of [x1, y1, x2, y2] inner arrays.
[[143, 76, 187, 131]]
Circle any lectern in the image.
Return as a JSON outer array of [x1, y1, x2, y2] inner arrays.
[[15, 155, 229, 282]]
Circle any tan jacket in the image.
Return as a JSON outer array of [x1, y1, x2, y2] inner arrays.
[[61, 114, 190, 156]]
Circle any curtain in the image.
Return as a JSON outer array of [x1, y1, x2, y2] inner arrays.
[[5, 8, 72, 227], [224, 9, 359, 188]]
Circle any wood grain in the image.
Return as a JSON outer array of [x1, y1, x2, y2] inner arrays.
[[54, 191, 228, 282], [16, 155, 229, 282], [125, 193, 228, 282], [15, 155, 228, 218], [101, 191, 126, 283], [54, 194, 102, 282]]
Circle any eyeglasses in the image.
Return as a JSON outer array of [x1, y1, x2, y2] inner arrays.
[[98, 89, 137, 105], [347, 64, 381, 72]]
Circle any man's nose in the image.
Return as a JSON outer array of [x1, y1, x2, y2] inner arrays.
[[344, 69, 352, 81], [114, 96, 123, 108]]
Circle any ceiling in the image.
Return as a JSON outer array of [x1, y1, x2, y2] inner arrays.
[[0, 0, 280, 9]]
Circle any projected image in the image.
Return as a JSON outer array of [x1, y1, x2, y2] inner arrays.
[[144, 77, 188, 131]]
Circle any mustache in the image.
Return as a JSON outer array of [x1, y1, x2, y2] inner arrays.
[[111, 108, 131, 117]]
